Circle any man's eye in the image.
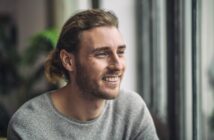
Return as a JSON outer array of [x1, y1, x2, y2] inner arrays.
[[117, 50, 125, 56], [95, 52, 109, 58]]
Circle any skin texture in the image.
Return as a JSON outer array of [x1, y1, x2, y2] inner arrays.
[[51, 26, 126, 121]]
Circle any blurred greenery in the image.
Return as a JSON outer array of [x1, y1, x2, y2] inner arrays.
[[19, 27, 59, 99], [0, 15, 59, 137], [21, 28, 58, 65], [0, 17, 59, 98]]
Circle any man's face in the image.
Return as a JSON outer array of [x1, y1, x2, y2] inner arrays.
[[74, 26, 126, 100]]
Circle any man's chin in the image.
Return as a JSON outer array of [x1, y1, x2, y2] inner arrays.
[[97, 88, 120, 100]]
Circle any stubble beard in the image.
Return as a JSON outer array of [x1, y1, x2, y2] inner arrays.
[[75, 61, 121, 100]]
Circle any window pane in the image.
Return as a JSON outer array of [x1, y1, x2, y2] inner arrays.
[[201, 0, 214, 139]]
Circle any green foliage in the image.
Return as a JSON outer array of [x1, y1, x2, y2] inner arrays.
[[21, 28, 59, 65], [0, 24, 59, 96], [19, 27, 59, 98], [31, 27, 58, 48]]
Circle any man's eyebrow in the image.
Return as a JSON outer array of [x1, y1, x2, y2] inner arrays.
[[91, 45, 126, 53], [118, 45, 126, 49], [92, 47, 110, 53]]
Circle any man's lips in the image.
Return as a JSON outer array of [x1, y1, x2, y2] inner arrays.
[[102, 75, 120, 82]]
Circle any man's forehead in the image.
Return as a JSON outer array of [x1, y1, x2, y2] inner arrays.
[[81, 27, 124, 43], [79, 26, 125, 50], [81, 26, 123, 40]]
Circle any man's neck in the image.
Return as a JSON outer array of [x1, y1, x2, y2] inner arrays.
[[51, 84, 106, 121]]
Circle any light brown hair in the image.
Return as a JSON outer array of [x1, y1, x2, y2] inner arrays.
[[44, 9, 119, 84]]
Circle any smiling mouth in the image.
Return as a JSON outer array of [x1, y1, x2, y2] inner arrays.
[[103, 75, 120, 82], [102, 72, 123, 83]]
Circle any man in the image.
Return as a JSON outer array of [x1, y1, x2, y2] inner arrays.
[[7, 9, 159, 140]]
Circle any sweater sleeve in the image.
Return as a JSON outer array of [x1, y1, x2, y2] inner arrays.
[[132, 101, 159, 140], [119, 90, 159, 140], [7, 123, 21, 140], [7, 107, 27, 140], [7, 95, 48, 140]]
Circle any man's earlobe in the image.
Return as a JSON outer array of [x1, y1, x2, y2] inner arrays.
[[60, 49, 74, 71]]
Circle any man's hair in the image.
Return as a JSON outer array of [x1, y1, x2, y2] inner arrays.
[[44, 9, 119, 84]]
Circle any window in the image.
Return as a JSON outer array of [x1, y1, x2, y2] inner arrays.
[[136, 0, 214, 139]]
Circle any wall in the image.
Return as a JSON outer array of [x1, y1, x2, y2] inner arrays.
[[15, 0, 47, 50], [0, 0, 47, 50]]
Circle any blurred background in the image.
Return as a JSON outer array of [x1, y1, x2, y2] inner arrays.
[[0, 0, 214, 140]]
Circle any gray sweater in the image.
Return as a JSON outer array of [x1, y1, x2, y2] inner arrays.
[[7, 89, 159, 140]]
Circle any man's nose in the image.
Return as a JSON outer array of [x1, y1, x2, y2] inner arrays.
[[108, 54, 124, 70]]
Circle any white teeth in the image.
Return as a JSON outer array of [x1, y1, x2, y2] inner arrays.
[[104, 76, 119, 82]]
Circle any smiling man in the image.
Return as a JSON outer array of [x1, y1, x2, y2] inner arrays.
[[7, 9, 159, 140]]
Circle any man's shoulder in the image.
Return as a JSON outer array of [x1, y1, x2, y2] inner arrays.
[[8, 92, 51, 127], [118, 89, 145, 106], [113, 89, 159, 140], [7, 91, 54, 139], [113, 89, 146, 114]]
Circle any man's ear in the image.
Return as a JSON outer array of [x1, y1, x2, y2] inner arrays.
[[60, 49, 75, 71]]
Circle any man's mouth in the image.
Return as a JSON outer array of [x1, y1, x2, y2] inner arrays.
[[102, 73, 123, 89], [102, 75, 120, 82]]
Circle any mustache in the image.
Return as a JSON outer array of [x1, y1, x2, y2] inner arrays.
[[104, 70, 123, 76]]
